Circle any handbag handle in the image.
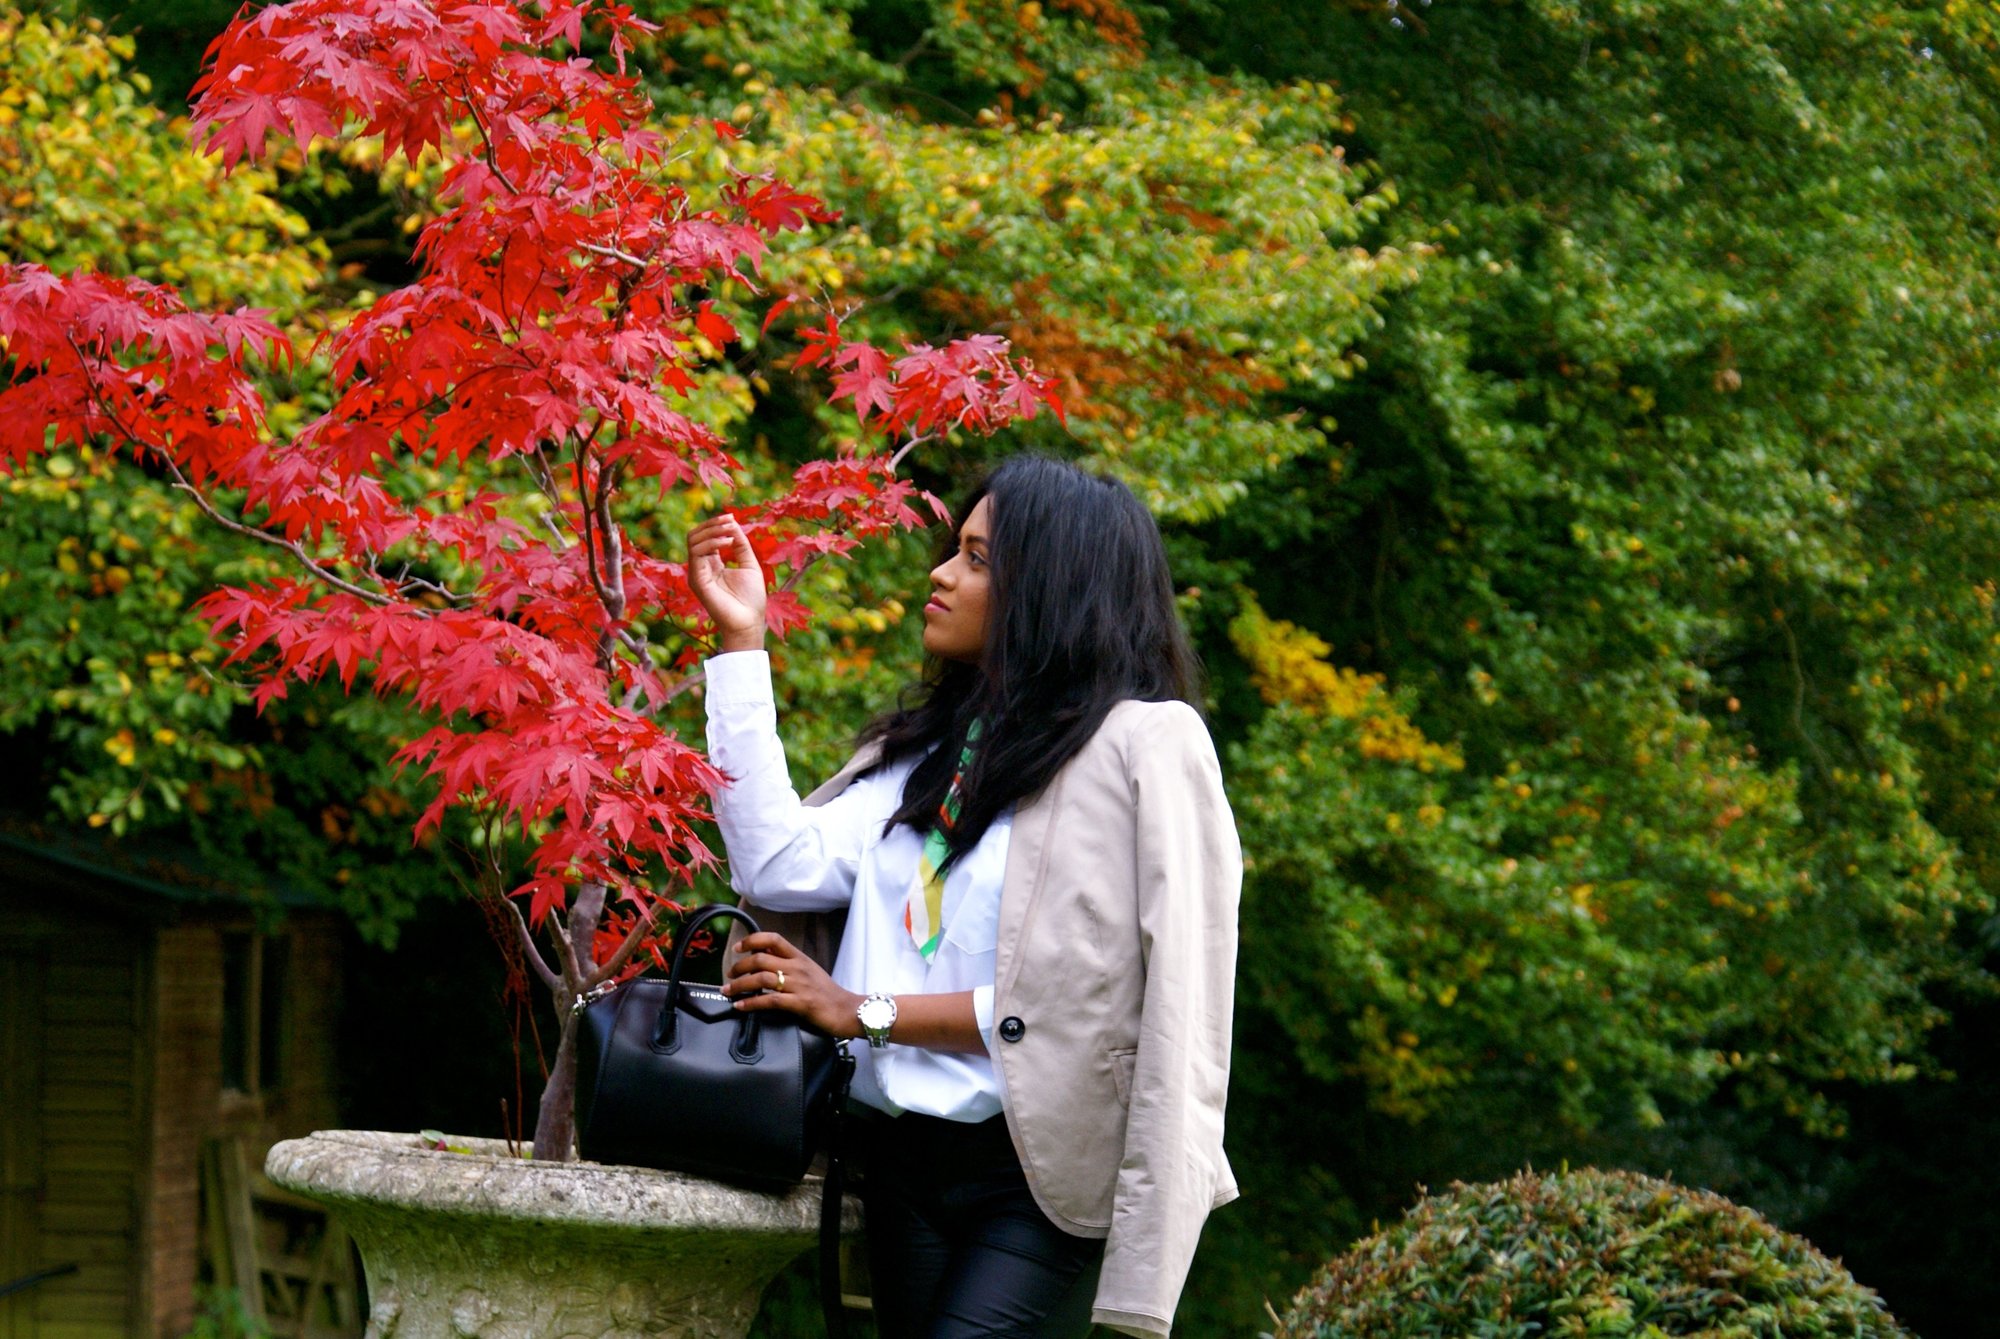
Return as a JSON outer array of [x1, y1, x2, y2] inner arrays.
[[655, 902, 763, 1049]]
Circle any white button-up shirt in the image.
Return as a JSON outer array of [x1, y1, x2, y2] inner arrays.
[[703, 651, 1008, 1121]]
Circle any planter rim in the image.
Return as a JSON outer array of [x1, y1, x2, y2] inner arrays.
[[265, 1129, 856, 1236]]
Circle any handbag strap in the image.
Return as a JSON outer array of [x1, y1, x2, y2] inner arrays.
[[666, 902, 763, 990], [678, 901, 855, 1334], [819, 1043, 857, 1339], [653, 903, 764, 1045]]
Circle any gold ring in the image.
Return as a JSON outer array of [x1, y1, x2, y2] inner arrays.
[[776, 970, 786, 990]]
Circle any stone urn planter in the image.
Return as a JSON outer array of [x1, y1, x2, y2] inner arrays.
[[265, 1130, 859, 1339]]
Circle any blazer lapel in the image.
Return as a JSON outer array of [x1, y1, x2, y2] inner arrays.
[[995, 767, 1066, 1002]]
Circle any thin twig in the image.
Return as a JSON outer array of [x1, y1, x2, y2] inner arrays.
[[888, 430, 934, 473], [1776, 610, 1832, 771], [580, 240, 649, 268], [461, 78, 522, 195], [662, 665, 707, 702], [380, 564, 473, 604], [155, 450, 406, 609]]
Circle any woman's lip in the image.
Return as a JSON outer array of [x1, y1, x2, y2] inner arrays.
[[924, 598, 949, 615]]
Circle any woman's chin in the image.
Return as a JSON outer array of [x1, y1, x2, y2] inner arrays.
[[923, 635, 977, 664]]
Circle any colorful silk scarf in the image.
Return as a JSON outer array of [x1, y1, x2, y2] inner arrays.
[[904, 724, 980, 962]]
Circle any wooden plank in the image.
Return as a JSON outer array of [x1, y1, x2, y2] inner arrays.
[[34, 1231, 131, 1261], [39, 1180, 132, 1211], [32, 1289, 127, 1323], [35, 1323, 138, 1339], [39, 1034, 134, 1064], [1, 948, 46, 1339], [2, 901, 144, 1339], [42, 1148, 135, 1177], [43, 1055, 145, 1086], [43, 1127, 136, 1159], [40, 1201, 138, 1236], [42, 1024, 133, 1053], [205, 1139, 265, 1323], [43, 960, 134, 989], [29, 1256, 133, 1320], [43, 965, 136, 996], [44, 1086, 134, 1117], [43, 1126, 135, 1151], [43, 995, 136, 1026]]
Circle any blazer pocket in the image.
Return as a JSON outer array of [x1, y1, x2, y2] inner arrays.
[[1108, 1046, 1138, 1106]]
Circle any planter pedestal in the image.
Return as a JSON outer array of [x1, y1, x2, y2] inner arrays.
[[265, 1130, 857, 1339]]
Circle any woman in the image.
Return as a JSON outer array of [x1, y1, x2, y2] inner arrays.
[[688, 456, 1240, 1339]]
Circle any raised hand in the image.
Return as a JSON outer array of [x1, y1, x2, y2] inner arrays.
[[687, 514, 768, 653]]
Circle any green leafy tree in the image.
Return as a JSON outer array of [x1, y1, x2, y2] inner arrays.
[[0, 11, 465, 939], [18, 0, 2000, 1325]]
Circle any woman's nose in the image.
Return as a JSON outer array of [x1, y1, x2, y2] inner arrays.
[[930, 557, 955, 588]]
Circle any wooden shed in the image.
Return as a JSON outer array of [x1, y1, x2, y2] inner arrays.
[[0, 830, 360, 1338]]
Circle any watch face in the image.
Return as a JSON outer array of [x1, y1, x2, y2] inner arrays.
[[859, 996, 895, 1030]]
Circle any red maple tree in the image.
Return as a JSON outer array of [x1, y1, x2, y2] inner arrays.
[[0, 0, 1056, 1158]]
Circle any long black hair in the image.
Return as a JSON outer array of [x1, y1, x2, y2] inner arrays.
[[860, 455, 1202, 866]]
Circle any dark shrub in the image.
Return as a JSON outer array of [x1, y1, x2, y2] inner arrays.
[[1276, 1168, 1911, 1338]]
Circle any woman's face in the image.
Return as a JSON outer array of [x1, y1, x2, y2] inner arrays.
[[922, 497, 992, 664]]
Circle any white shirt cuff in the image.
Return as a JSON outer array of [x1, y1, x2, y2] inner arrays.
[[702, 650, 774, 709], [972, 984, 996, 1052]]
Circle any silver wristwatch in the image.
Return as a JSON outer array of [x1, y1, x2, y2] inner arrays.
[[856, 993, 897, 1049]]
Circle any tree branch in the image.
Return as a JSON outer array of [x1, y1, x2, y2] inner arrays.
[[888, 430, 934, 474], [544, 904, 586, 990], [570, 881, 610, 977], [501, 893, 563, 994], [574, 435, 612, 606], [581, 239, 649, 268], [583, 898, 675, 990], [154, 454, 428, 610], [663, 664, 707, 702], [594, 457, 627, 617]]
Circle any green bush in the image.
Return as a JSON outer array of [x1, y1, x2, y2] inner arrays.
[[1276, 1168, 1910, 1339], [178, 1287, 272, 1339]]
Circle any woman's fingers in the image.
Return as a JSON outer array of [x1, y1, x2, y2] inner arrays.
[[721, 516, 759, 569], [688, 516, 756, 558], [730, 988, 803, 1014], [723, 935, 805, 993], [687, 516, 769, 649]]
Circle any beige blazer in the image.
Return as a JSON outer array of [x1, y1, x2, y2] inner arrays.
[[755, 697, 1241, 1339]]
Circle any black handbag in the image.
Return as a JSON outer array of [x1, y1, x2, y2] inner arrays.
[[573, 902, 857, 1332]]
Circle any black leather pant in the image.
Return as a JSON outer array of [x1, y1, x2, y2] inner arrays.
[[858, 1110, 1104, 1339]]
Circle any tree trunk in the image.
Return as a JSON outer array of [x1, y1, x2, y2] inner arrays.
[[531, 881, 606, 1161], [532, 1007, 579, 1161]]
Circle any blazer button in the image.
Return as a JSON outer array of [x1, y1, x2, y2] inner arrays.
[[998, 1016, 1026, 1043]]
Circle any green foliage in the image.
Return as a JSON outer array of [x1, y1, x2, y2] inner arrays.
[[1176, 0, 2000, 1130], [178, 1286, 274, 1339], [628, 0, 1421, 518], [0, 11, 325, 306], [0, 9, 463, 941], [1276, 1168, 1910, 1339], [18, 0, 2000, 1322]]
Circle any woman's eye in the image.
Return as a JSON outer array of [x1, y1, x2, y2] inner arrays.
[[967, 551, 986, 569]]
